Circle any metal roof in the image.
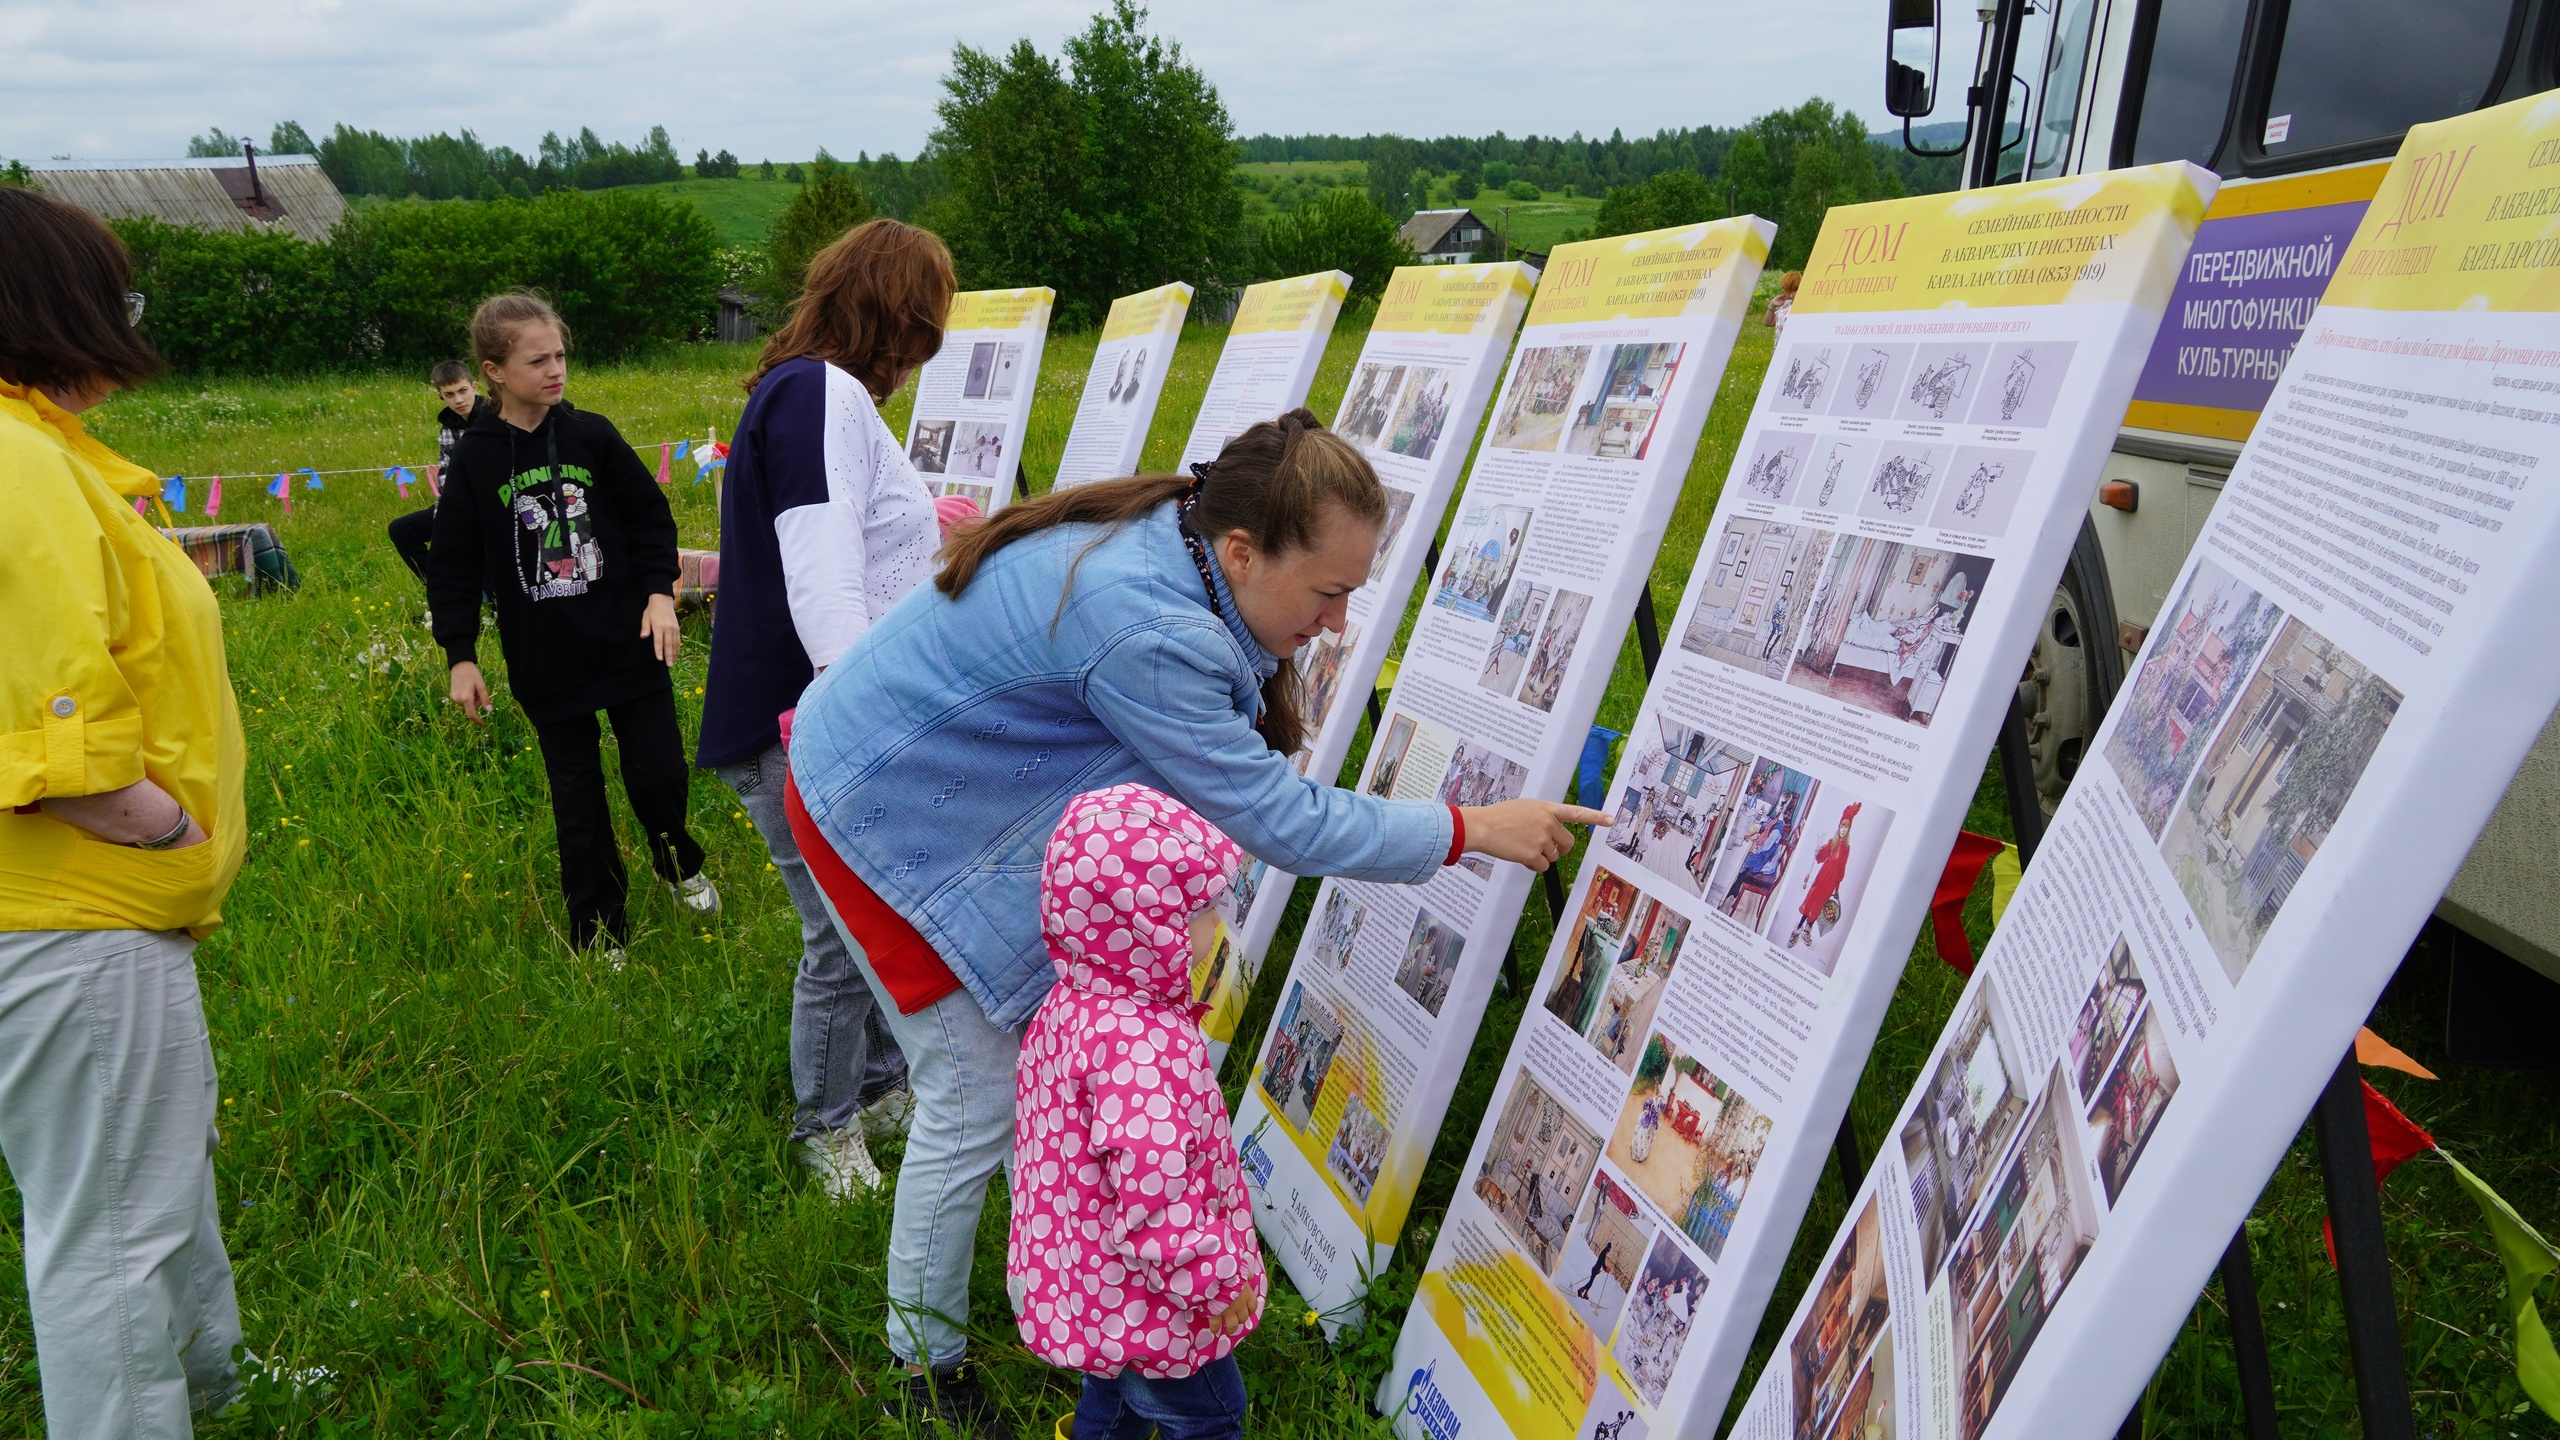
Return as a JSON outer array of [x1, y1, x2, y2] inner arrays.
[[28, 155, 346, 243]]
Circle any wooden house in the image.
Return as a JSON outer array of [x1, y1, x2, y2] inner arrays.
[[29, 154, 347, 243]]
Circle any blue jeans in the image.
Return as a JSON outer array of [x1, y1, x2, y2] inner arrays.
[[1074, 1357, 1246, 1440], [810, 887, 1021, 1367], [719, 743, 906, 1139]]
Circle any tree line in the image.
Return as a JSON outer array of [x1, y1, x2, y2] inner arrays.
[[1246, 121, 1958, 204]]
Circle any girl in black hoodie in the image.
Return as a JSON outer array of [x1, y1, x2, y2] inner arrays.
[[429, 291, 718, 953]]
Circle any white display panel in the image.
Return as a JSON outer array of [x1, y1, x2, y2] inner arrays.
[[902, 287, 1053, 514]]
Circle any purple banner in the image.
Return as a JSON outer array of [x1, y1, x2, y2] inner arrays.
[[2129, 199, 2369, 427]]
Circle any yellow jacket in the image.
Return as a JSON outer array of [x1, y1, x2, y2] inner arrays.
[[0, 383, 245, 935]]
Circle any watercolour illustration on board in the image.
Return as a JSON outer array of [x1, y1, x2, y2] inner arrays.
[[2103, 557, 2285, 838], [1605, 1033, 1772, 1261], [1681, 516, 1831, 681], [1601, 717, 1754, 900], [1472, 1070, 1602, 1273]]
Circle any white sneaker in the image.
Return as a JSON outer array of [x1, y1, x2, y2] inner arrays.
[[801, 1126, 883, 1198], [859, 1084, 916, 1139], [674, 873, 721, 915]]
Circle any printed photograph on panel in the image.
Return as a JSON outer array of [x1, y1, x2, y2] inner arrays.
[[1830, 344, 1912, 420], [1966, 341, 2075, 428], [1438, 740, 1531, 878], [1788, 537, 1993, 727], [1817, 1327, 1896, 1440], [950, 420, 1007, 480], [1258, 982, 1345, 1134], [1801, 437, 1872, 517], [1610, 1232, 1709, 1405], [1394, 905, 1466, 1016], [1737, 430, 1816, 505], [1566, 343, 1686, 460], [1370, 485, 1418, 583], [1366, 714, 1419, 798], [1313, 886, 1368, 970], [1859, 441, 1953, 522], [1560, 1171, 1654, 1339], [2103, 558, 2286, 837], [1929, 445, 2032, 537], [1189, 924, 1236, 1020], [1766, 783, 1895, 978], [1575, 1375, 1650, 1440], [1326, 1091, 1390, 1208], [1388, 365, 1457, 459], [1603, 717, 1755, 899], [1607, 1035, 1773, 1260], [1703, 758, 1819, 933], [1949, 1068, 2101, 1440], [2069, 938, 2146, 1106], [1433, 502, 1535, 622], [1896, 341, 1992, 422], [1299, 623, 1361, 741], [1231, 858, 1266, 929], [962, 341, 998, 399], [1085, 345, 1132, 407], [1474, 1071, 1603, 1273], [1492, 345, 1594, 451], [1774, 344, 1840, 413], [927, 478, 997, 514], [1339, 361, 1407, 449], [989, 342, 1024, 400], [1482, 585, 1554, 697], [2089, 1008, 2180, 1204], [1366, 711, 1459, 802], [1790, 1196, 1891, 1440], [1520, 590, 1597, 713], [909, 419, 954, 473], [1546, 867, 1689, 1073], [1680, 517, 1832, 680], [1899, 979, 2033, 1282], [2159, 617, 2401, 981]]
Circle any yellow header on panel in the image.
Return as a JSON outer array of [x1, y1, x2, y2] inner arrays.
[[1099, 282, 1195, 343], [2324, 91, 2560, 313], [1527, 215, 1774, 325], [1371, 262, 1539, 334], [945, 287, 1054, 332], [1230, 270, 1351, 335], [1794, 160, 2215, 316]]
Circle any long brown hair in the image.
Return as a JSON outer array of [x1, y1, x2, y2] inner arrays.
[[746, 218, 955, 400], [0, 187, 165, 394], [937, 408, 1387, 755]]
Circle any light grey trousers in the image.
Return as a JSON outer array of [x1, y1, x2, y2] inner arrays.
[[0, 928, 241, 1439]]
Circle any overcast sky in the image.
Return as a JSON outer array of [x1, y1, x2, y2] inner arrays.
[[4, 0, 1894, 163]]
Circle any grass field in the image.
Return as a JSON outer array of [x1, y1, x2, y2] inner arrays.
[[4, 316, 2551, 1439], [626, 175, 808, 247]]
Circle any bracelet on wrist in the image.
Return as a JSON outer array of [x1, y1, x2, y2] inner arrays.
[[131, 812, 194, 849]]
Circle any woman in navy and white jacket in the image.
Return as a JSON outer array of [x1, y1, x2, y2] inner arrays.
[[698, 220, 955, 1196]]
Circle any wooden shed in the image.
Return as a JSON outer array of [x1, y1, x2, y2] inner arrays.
[[29, 154, 347, 243], [1398, 208, 1494, 264]]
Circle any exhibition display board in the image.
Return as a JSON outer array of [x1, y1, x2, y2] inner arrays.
[[1177, 269, 1355, 469], [1234, 217, 1776, 1326], [1055, 281, 1193, 488], [902, 287, 1054, 513], [1207, 261, 1540, 1054], [1383, 163, 2221, 1440], [1730, 101, 2560, 1440]]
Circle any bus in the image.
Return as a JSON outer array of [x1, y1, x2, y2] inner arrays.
[[1880, 0, 2560, 995]]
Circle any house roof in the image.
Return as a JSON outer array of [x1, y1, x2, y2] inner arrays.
[[1399, 208, 1473, 252], [29, 155, 346, 243]]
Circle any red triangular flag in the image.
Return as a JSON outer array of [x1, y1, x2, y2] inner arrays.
[[1930, 830, 2009, 976], [2324, 1080, 2437, 1263]]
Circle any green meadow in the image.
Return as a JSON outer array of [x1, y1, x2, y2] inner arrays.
[[2, 317, 2549, 1438]]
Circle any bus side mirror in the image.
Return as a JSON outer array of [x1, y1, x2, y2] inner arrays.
[[1886, 0, 1941, 118]]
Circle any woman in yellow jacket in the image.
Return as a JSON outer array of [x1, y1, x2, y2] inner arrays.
[[0, 188, 249, 1438]]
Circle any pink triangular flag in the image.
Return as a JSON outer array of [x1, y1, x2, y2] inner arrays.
[[135, 495, 150, 515], [426, 463, 442, 498], [205, 478, 223, 518], [656, 443, 671, 485]]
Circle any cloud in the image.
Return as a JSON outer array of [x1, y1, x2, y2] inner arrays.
[[2, 0, 1883, 162]]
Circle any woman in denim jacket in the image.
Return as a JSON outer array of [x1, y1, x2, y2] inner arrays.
[[787, 409, 1603, 1432]]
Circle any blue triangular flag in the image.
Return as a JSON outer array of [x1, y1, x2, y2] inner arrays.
[[671, 441, 690, 463], [302, 468, 323, 490], [1578, 725, 1624, 809], [163, 475, 186, 513], [269, 473, 289, 498]]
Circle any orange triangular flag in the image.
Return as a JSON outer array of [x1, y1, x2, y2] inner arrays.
[[2355, 1026, 2437, 1080]]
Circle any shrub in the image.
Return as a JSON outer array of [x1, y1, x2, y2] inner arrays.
[[1505, 178, 1542, 201], [116, 189, 722, 374], [1590, 168, 1719, 240], [1254, 187, 1415, 306]]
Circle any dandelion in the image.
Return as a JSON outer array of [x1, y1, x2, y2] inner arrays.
[[461, 872, 472, 880]]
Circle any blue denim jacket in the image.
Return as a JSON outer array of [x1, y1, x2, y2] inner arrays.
[[790, 501, 1453, 1029]]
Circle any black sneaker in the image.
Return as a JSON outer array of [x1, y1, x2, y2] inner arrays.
[[884, 1363, 1012, 1440]]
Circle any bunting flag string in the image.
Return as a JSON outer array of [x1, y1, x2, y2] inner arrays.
[[147, 432, 714, 524]]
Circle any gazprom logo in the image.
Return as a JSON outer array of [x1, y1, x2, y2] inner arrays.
[[1238, 1131, 1274, 1190], [1407, 1362, 1462, 1440]]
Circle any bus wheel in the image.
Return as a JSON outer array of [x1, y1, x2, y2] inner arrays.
[[2007, 517, 2124, 832]]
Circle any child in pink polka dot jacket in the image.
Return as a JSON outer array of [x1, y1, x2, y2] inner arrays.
[[1008, 784, 1266, 1440]]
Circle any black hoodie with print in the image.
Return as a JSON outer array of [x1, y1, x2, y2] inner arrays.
[[428, 401, 681, 724]]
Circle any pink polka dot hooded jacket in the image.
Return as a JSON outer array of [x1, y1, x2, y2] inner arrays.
[[1008, 784, 1267, 1378]]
